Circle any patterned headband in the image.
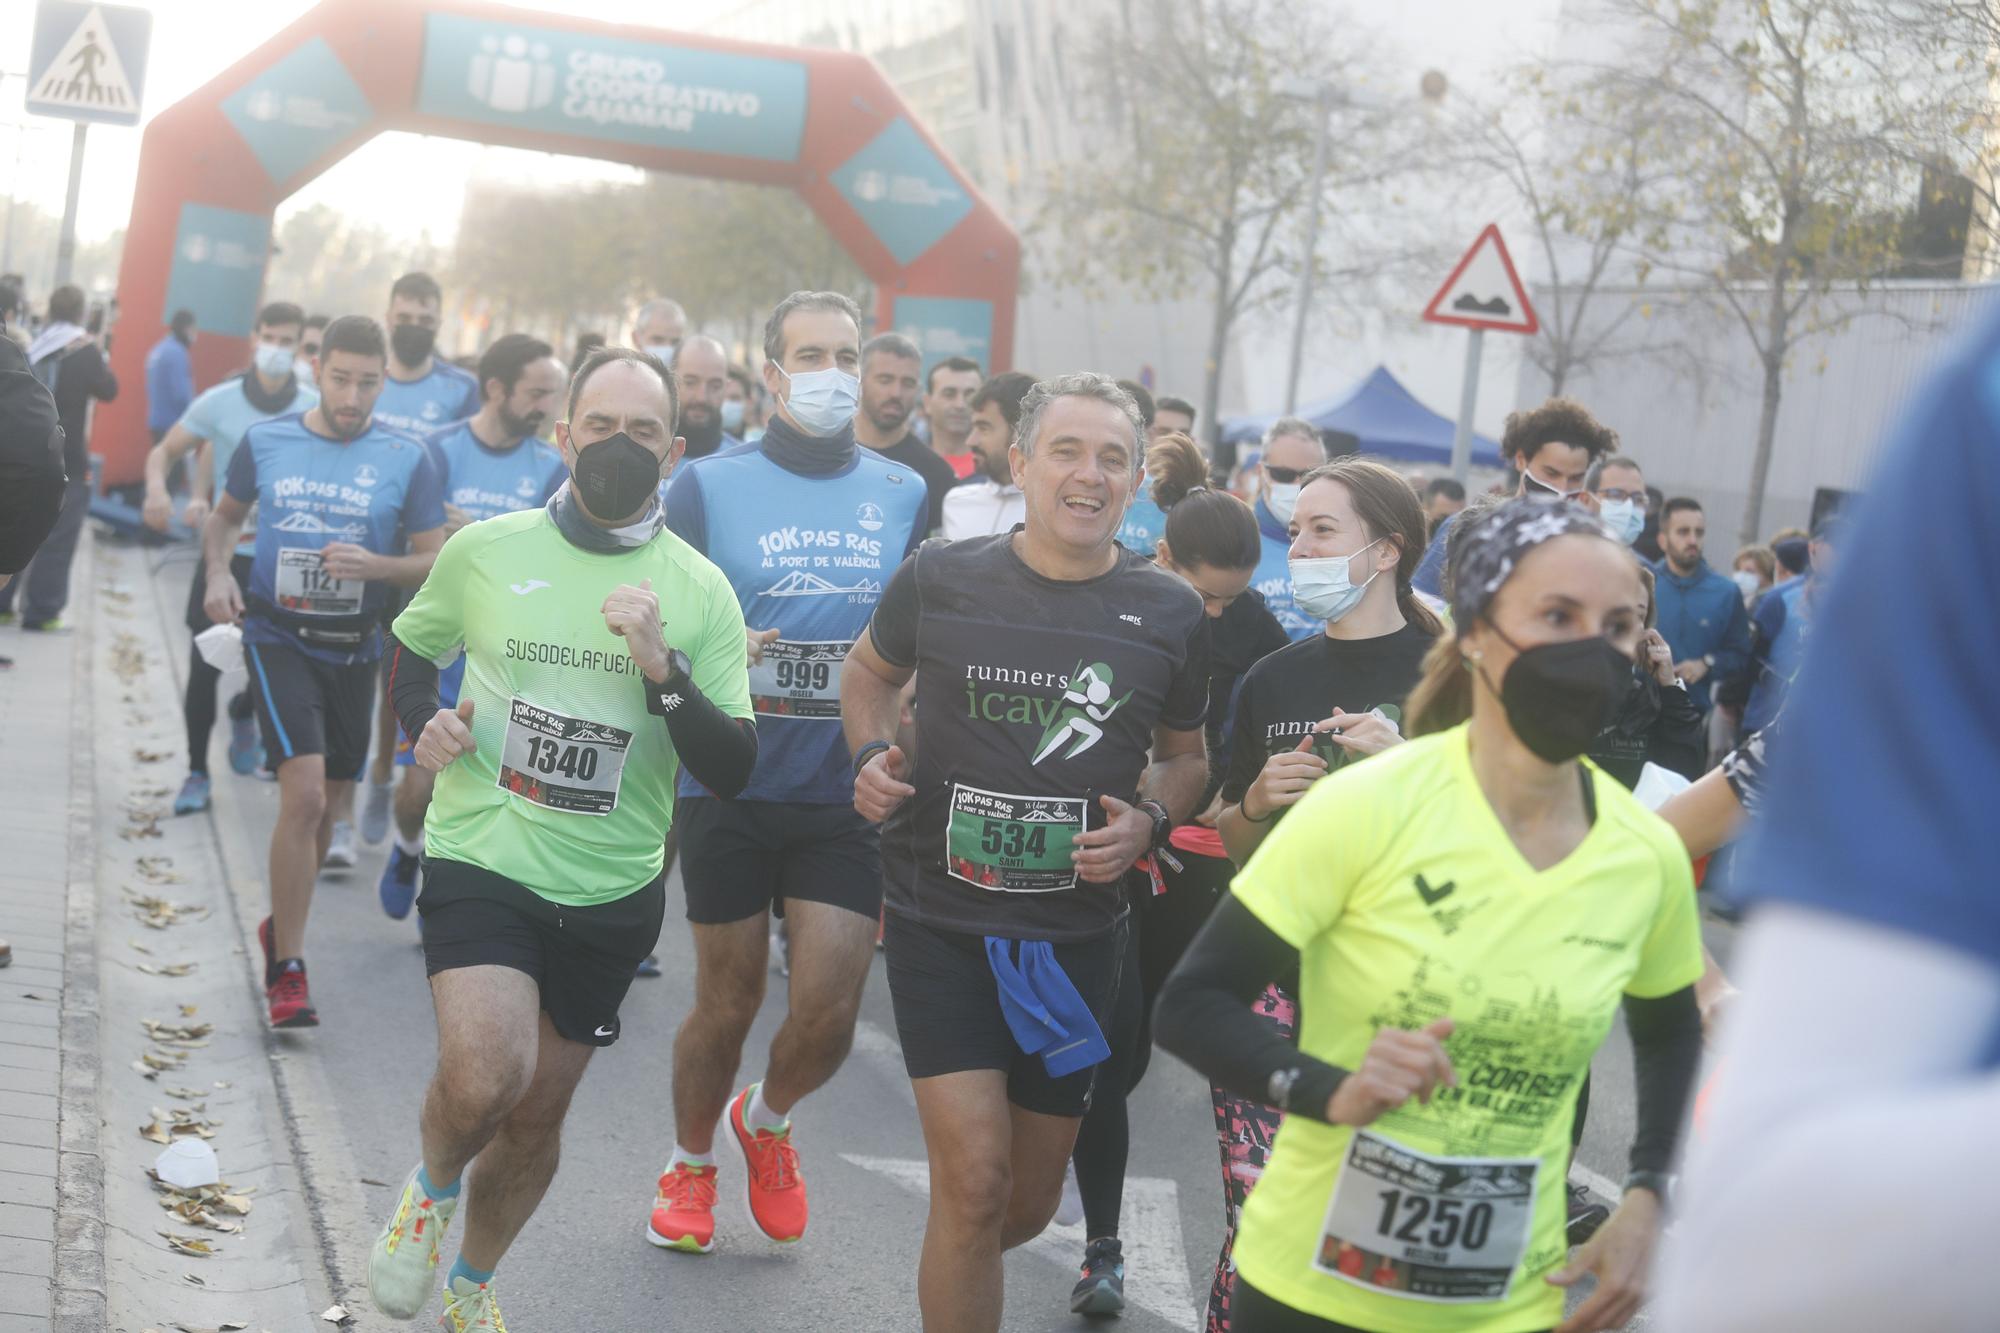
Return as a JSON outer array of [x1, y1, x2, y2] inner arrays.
[[1449, 497, 1618, 627]]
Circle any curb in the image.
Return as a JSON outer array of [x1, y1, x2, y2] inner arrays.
[[52, 535, 104, 1332]]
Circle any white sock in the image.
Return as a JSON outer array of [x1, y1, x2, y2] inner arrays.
[[668, 1145, 714, 1171], [746, 1081, 789, 1132], [395, 831, 424, 857]]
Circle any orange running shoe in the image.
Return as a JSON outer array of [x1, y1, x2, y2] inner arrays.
[[646, 1161, 718, 1253], [727, 1084, 807, 1242]]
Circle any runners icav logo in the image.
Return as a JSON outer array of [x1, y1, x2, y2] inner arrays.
[[1031, 663, 1132, 764], [856, 501, 884, 532], [468, 33, 557, 113]]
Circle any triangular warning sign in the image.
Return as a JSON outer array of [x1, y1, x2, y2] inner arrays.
[[30, 7, 138, 116], [1423, 224, 1539, 334]]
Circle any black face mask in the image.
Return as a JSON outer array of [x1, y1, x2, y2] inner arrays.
[[1481, 624, 1636, 764], [571, 432, 660, 522], [390, 324, 436, 366]]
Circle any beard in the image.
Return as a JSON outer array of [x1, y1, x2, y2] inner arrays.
[[680, 408, 724, 459], [498, 407, 546, 441]]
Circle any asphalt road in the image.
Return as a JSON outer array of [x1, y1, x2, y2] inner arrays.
[[142, 546, 1729, 1332]]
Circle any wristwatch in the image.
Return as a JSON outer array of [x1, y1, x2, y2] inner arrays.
[[1623, 1170, 1673, 1206], [642, 648, 695, 716], [1136, 798, 1172, 851], [1701, 653, 1716, 670]]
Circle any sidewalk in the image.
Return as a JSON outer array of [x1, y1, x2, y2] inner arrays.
[[0, 539, 102, 1333]]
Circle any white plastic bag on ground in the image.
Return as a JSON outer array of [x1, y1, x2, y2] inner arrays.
[[155, 1137, 220, 1189]]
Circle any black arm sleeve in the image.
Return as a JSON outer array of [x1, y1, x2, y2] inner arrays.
[[1646, 683, 1709, 781], [1154, 895, 1348, 1123], [647, 673, 759, 800], [388, 636, 442, 744], [1623, 985, 1703, 1175]]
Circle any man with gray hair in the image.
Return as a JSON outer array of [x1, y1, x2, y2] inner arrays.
[[645, 290, 930, 1258], [855, 330, 956, 535], [842, 370, 1211, 1330], [1251, 415, 1328, 640], [632, 297, 686, 364]]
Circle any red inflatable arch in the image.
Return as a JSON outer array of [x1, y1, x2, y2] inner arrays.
[[95, 0, 1018, 486]]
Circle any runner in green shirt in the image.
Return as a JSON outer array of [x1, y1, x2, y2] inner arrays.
[[364, 347, 756, 1332]]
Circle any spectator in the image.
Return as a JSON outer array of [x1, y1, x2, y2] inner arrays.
[[854, 332, 957, 535], [1420, 475, 1465, 532], [631, 297, 685, 362], [1731, 545, 1776, 609], [145, 310, 197, 442], [1635, 483, 1667, 561], [1768, 526, 1810, 579], [1650, 496, 1752, 711], [1153, 394, 1196, 441], [1742, 513, 1843, 735], [923, 355, 983, 479], [0, 284, 116, 632], [1589, 565, 1707, 789], [1116, 380, 1169, 552], [1589, 453, 1650, 547], [1413, 396, 1619, 596], [0, 286, 67, 606]]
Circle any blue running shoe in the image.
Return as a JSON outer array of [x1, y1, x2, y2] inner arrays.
[[1070, 1237, 1125, 1317], [378, 845, 420, 920], [172, 772, 211, 815], [227, 713, 264, 775]]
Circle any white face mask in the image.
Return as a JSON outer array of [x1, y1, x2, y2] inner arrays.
[[642, 342, 677, 366], [1265, 481, 1302, 525], [774, 363, 860, 437], [1290, 537, 1385, 624], [1731, 569, 1763, 600], [1600, 498, 1644, 545], [253, 343, 295, 379]]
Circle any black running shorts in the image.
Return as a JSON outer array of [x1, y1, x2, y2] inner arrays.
[[676, 796, 883, 925], [243, 636, 375, 781], [884, 908, 1125, 1118], [417, 858, 666, 1047]]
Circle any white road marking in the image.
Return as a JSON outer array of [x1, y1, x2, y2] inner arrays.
[[843, 1153, 1197, 1327]]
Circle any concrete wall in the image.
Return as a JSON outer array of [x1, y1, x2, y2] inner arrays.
[[1514, 282, 2000, 546]]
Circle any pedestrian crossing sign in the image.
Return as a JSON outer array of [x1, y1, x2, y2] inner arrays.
[[26, 0, 152, 127]]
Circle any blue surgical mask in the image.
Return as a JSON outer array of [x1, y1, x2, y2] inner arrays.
[[720, 398, 745, 433], [253, 343, 295, 379], [1290, 537, 1385, 624], [774, 363, 859, 437], [1600, 498, 1644, 545]]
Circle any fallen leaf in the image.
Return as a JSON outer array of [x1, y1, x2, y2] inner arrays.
[[129, 940, 153, 954], [20, 992, 52, 1002], [139, 1119, 171, 1144], [359, 1177, 388, 1187], [132, 748, 172, 764], [135, 856, 183, 884], [159, 1231, 217, 1256], [137, 962, 198, 977], [181, 1271, 205, 1285], [179, 1004, 199, 1018]]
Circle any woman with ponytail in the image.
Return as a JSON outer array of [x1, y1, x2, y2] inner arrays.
[[1160, 498, 1703, 1333], [1063, 432, 1290, 1318]]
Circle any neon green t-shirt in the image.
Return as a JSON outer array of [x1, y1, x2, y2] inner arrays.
[[392, 509, 752, 906], [1230, 723, 1701, 1332]]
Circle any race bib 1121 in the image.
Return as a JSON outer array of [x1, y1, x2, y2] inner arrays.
[[275, 547, 361, 617]]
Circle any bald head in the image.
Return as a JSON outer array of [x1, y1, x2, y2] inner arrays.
[[675, 334, 732, 445], [633, 298, 686, 357]]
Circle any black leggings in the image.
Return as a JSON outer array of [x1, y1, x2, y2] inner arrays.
[[1073, 848, 1233, 1239], [185, 641, 254, 776], [1234, 1279, 1550, 1332]]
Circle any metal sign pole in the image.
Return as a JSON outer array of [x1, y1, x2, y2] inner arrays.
[[53, 120, 86, 287], [1449, 326, 1483, 485]]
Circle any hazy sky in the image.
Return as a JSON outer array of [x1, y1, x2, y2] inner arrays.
[[3, 0, 1562, 247]]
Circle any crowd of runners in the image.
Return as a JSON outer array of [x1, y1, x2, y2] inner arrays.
[[40, 261, 1981, 1333]]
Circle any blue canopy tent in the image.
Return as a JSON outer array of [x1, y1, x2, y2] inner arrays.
[[1220, 366, 1503, 469]]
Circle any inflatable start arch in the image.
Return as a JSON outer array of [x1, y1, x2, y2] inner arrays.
[[96, 0, 1019, 485]]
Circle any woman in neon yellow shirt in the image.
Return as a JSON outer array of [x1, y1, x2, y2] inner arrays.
[[1157, 499, 1704, 1333]]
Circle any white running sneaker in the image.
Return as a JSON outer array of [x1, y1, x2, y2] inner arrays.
[[323, 819, 358, 872], [366, 1164, 457, 1319]]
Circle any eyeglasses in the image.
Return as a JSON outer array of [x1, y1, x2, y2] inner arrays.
[[1265, 465, 1306, 484], [1597, 487, 1648, 506]]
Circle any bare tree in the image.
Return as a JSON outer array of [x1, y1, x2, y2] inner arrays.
[[1033, 0, 1400, 444], [1589, 0, 1916, 543]]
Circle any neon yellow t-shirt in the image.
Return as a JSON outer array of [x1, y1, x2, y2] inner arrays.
[[392, 509, 752, 906], [1230, 723, 1701, 1332]]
